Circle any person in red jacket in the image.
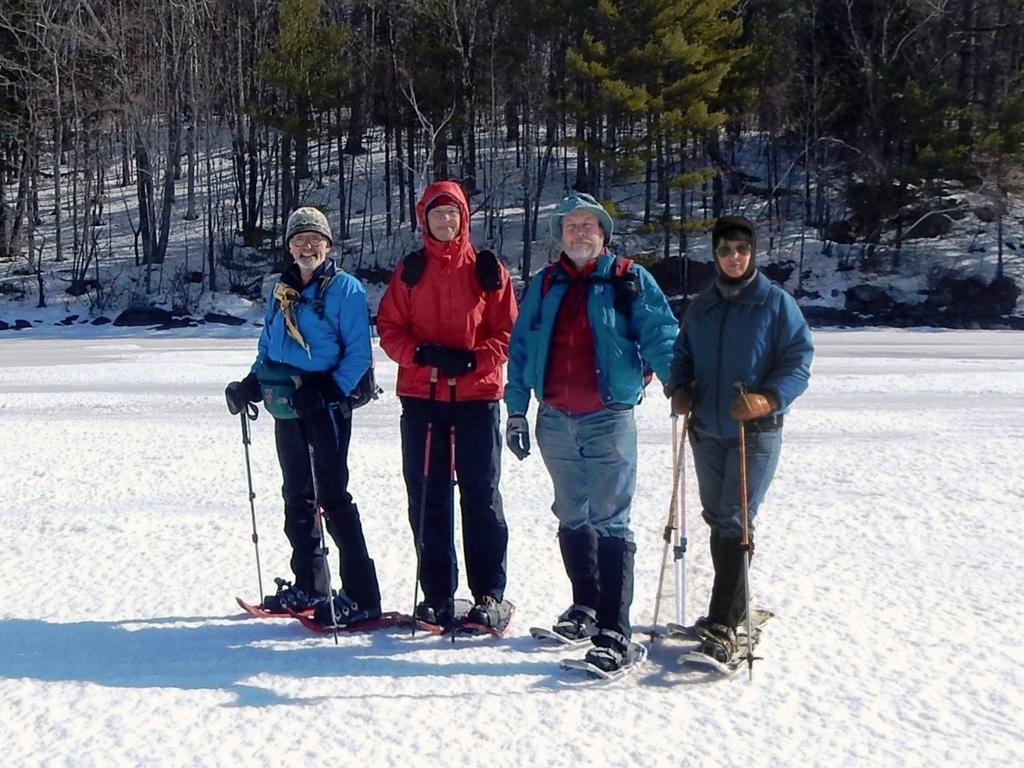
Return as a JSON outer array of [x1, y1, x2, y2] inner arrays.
[[377, 180, 518, 630]]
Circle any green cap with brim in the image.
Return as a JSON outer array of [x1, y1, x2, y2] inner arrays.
[[550, 193, 614, 243]]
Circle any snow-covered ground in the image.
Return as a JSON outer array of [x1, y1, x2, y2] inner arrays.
[[0, 328, 1021, 767]]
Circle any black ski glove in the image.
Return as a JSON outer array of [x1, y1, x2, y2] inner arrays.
[[505, 414, 530, 460], [291, 377, 343, 420], [414, 343, 477, 378], [225, 372, 261, 415]]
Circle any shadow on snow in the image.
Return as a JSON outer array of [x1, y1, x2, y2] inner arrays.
[[0, 613, 556, 705]]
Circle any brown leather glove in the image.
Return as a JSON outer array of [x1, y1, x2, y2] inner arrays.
[[729, 391, 778, 421], [670, 387, 692, 417]]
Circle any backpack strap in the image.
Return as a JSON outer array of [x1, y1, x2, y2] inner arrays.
[[401, 248, 502, 292], [610, 257, 641, 318], [540, 257, 641, 319], [312, 271, 338, 322], [475, 249, 502, 291], [400, 249, 427, 288]]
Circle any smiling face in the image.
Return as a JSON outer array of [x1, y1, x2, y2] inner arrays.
[[288, 232, 329, 282], [426, 204, 461, 242], [715, 238, 753, 279], [560, 210, 604, 266]]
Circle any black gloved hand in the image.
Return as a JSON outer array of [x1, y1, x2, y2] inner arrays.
[[414, 343, 476, 378], [413, 343, 446, 367], [505, 414, 530, 460], [225, 372, 261, 415], [291, 377, 343, 420]]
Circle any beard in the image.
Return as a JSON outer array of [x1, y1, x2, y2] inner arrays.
[[564, 242, 599, 266]]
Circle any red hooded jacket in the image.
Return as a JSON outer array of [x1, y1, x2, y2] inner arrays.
[[377, 181, 518, 401]]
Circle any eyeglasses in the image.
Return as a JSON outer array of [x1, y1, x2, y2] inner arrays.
[[290, 234, 326, 248], [715, 242, 752, 259], [428, 208, 460, 221]]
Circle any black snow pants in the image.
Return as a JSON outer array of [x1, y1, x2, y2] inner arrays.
[[400, 396, 507, 607], [274, 405, 380, 611]]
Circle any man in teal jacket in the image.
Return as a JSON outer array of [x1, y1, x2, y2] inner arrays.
[[667, 214, 813, 663], [505, 193, 678, 672]]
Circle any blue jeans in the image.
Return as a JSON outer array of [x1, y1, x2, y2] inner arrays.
[[535, 403, 637, 542], [689, 425, 782, 540]]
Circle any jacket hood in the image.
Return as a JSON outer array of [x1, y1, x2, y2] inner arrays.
[[417, 181, 472, 256]]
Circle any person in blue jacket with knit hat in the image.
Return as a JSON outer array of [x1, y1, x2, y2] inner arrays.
[[667, 214, 813, 663], [505, 192, 678, 673], [225, 206, 381, 627]]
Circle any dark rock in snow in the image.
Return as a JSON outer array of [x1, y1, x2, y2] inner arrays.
[[204, 312, 246, 326], [113, 307, 173, 327], [91, 316, 111, 325], [845, 284, 893, 313], [154, 317, 199, 330], [762, 260, 795, 285], [823, 220, 856, 244]]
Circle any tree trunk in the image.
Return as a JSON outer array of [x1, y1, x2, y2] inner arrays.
[[154, 115, 181, 264], [135, 128, 156, 272]]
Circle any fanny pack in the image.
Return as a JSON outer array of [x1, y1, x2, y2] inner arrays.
[[256, 360, 308, 420]]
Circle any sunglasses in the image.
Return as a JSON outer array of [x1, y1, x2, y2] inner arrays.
[[715, 242, 752, 258]]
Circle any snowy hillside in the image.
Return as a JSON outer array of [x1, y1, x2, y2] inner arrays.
[[1, 328, 1021, 767]]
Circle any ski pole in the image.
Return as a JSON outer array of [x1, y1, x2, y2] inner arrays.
[[675, 413, 689, 627], [447, 378, 458, 644], [651, 413, 689, 638], [734, 382, 757, 680], [411, 367, 439, 636], [307, 439, 339, 645], [237, 402, 265, 605]]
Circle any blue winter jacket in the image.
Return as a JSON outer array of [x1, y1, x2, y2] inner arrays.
[[505, 252, 679, 415], [251, 260, 372, 396], [668, 271, 813, 439]]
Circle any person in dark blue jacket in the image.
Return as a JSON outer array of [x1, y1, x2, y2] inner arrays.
[[505, 193, 678, 672], [225, 206, 381, 627], [667, 215, 813, 662]]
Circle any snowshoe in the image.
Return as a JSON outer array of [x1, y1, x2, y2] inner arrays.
[[415, 599, 456, 628], [261, 578, 323, 615], [530, 604, 597, 648], [454, 596, 515, 637], [409, 599, 474, 634], [312, 590, 381, 629], [560, 637, 648, 681], [696, 622, 737, 664]]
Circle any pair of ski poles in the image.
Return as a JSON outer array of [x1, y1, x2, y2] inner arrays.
[[652, 383, 758, 679], [410, 368, 457, 637]]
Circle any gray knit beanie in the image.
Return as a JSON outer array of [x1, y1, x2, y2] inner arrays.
[[285, 207, 333, 246]]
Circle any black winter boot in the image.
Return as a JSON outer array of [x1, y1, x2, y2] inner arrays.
[[326, 503, 382, 613], [557, 525, 600, 611], [313, 590, 382, 627], [553, 604, 598, 641], [467, 595, 514, 630], [707, 534, 753, 629], [594, 536, 636, 640]]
